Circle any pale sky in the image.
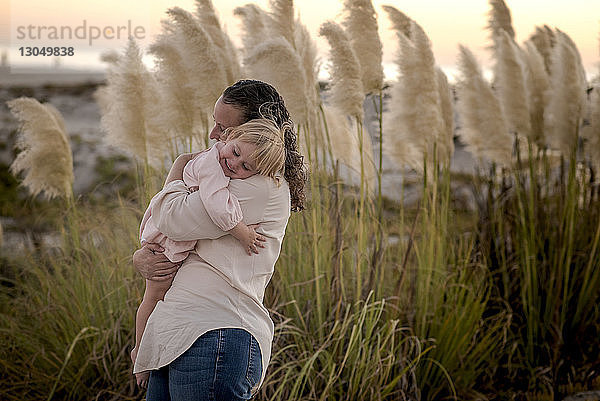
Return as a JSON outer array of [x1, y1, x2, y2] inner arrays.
[[2, 0, 599, 79]]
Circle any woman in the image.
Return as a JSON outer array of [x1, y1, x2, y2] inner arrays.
[[131, 80, 307, 401]]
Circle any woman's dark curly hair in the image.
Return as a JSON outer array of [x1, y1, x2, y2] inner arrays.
[[222, 79, 307, 212]]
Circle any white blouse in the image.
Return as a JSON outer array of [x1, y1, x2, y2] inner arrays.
[[133, 176, 291, 389]]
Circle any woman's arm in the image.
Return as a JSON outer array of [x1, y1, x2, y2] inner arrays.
[[132, 243, 181, 281], [132, 152, 198, 280], [151, 176, 271, 242], [164, 153, 194, 185]]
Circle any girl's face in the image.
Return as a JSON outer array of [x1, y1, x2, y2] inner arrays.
[[218, 139, 258, 179], [210, 96, 245, 141]]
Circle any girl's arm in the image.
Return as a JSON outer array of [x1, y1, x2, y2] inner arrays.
[[229, 222, 265, 255], [150, 177, 271, 242]]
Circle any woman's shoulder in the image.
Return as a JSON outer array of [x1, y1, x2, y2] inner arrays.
[[229, 175, 290, 203], [231, 175, 288, 191]]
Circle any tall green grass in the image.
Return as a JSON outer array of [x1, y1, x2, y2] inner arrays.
[[401, 165, 509, 400], [0, 202, 143, 400], [476, 145, 600, 398], [1, 140, 599, 400]]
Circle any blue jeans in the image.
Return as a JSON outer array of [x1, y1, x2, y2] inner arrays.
[[146, 328, 263, 401]]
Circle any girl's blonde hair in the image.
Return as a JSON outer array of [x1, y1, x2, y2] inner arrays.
[[222, 79, 307, 212], [223, 118, 286, 179]]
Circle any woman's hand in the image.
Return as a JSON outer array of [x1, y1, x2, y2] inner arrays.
[[132, 243, 181, 281]]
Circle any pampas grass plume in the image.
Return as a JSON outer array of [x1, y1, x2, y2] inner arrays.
[[7, 97, 74, 199], [494, 30, 532, 138], [523, 40, 549, 143], [436, 67, 455, 160], [148, 38, 197, 142], [385, 22, 446, 171], [319, 21, 364, 119], [100, 50, 120, 65], [243, 37, 308, 124], [166, 7, 227, 115], [456, 45, 513, 166], [234, 4, 274, 55], [269, 0, 295, 48], [294, 19, 320, 110], [544, 29, 587, 155], [382, 5, 412, 38], [93, 86, 111, 117], [584, 85, 600, 175], [529, 25, 556, 74], [100, 39, 164, 166], [342, 0, 384, 94], [96, 52, 120, 117], [487, 0, 515, 45], [194, 0, 241, 83], [323, 105, 375, 187], [582, 35, 600, 174]]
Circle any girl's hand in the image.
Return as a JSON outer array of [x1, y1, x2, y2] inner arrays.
[[229, 223, 266, 255], [243, 224, 266, 255]]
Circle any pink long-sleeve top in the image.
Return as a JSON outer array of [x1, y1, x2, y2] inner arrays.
[[139, 144, 243, 262]]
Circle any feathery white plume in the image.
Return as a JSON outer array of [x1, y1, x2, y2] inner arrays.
[[323, 105, 375, 187], [436, 67, 455, 160], [582, 36, 600, 173], [294, 19, 320, 110], [234, 4, 274, 55], [96, 50, 121, 115], [319, 21, 364, 119], [149, 38, 198, 142], [523, 40, 549, 143], [382, 5, 412, 38], [529, 25, 556, 74], [166, 7, 227, 118], [487, 0, 515, 47], [93, 85, 111, 117], [385, 22, 447, 171], [100, 49, 120, 65], [194, 0, 241, 83], [455, 45, 513, 166], [100, 39, 164, 166], [494, 30, 532, 138], [583, 86, 600, 174], [243, 37, 308, 124], [269, 0, 295, 47], [7, 98, 74, 199], [342, 0, 384, 94], [544, 29, 587, 155]]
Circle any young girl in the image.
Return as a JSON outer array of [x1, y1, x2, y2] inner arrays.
[[131, 118, 286, 388]]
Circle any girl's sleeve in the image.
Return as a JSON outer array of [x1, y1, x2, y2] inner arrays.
[[150, 178, 270, 242], [185, 148, 243, 231]]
